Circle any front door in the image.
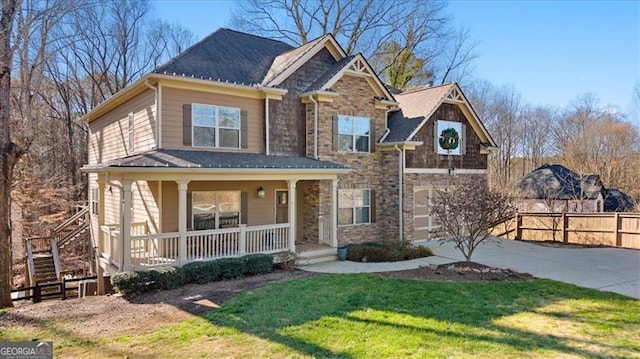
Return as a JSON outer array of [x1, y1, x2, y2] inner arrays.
[[275, 190, 288, 224]]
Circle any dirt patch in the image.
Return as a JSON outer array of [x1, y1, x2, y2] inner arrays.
[[1, 263, 534, 339], [527, 240, 610, 249]]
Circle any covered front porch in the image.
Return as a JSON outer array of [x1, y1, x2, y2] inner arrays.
[[94, 174, 340, 271]]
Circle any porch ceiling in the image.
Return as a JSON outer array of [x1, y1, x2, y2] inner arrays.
[[82, 149, 349, 178]]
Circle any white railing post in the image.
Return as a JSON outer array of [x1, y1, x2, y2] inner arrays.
[[239, 224, 247, 255], [331, 178, 338, 248], [177, 179, 190, 265], [121, 180, 133, 270], [288, 179, 298, 253], [318, 215, 324, 245]]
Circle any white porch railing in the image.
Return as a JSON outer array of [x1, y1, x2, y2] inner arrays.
[[318, 216, 332, 246], [125, 223, 291, 269], [100, 224, 121, 266]]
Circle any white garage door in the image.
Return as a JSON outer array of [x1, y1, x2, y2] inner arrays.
[[413, 187, 441, 241]]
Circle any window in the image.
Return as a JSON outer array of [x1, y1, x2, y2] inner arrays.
[[192, 191, 241, 230], [90, 188, 99, 216], [192, 104, 240, 148], [338, 115, 369, 152], [128, 112, 135, 153], [338, 189, 370, 225]]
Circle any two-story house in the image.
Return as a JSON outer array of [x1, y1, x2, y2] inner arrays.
[[82, 29, 496, 277]]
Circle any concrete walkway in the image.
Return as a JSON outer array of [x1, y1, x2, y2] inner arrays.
[[300, 237, 640, 299]]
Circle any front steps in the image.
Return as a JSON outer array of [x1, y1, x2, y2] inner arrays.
[[297, 247, 338, 265]]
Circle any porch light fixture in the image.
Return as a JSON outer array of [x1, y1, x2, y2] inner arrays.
[[257, 187, 266, 198]]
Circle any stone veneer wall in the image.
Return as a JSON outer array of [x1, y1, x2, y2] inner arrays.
[[310, 74, 401, 244], [269, 48, 336, 156], [300, 180, 319, 243], [401, 173, 488, 242]]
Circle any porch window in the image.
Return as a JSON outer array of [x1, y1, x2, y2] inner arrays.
[[90, 188, 99, 216], [338, 115, 369, 152], [192, 191, 241, 230], [338, 189, 370, 225], [192, 104, 240, 148]]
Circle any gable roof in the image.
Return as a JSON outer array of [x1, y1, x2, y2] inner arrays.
[[305, 55, 356, 92], [154, 28, 294, 85], [517, 164, 603, 200], [381, 83, 496, 146], [84, 149, 348, 172], [262, 34, 347, 87]]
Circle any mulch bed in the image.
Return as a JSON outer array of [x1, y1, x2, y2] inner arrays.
[[377, 261, 535, 282]]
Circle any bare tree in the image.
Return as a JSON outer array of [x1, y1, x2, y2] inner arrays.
[[431, 176, 516, 262], [231, 0, 477, 85], [553, 94, 640, 199], [519, 106, 554, 174]]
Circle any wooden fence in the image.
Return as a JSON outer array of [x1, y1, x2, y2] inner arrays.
[[492, 212, 640, 249]]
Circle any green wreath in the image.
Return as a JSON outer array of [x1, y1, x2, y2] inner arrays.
[[439, 128, 459, 150]]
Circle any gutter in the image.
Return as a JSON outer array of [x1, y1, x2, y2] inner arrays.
[[144, 80, 160, 148]]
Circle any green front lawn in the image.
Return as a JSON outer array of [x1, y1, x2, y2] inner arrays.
[[3, 275, 639, 358]]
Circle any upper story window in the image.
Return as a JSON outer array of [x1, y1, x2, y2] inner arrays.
[[338, 115, 370, 152], [127, 112, 135, 154], [192, 104, 241, 148]]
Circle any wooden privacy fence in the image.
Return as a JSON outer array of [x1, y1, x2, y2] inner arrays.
[[492, 212, 640, 249]]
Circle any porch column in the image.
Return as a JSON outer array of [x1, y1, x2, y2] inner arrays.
[[96, 178, 106, 295], [331, 179, 338, 248], [121, 180, 133, 271], [288, 179, 298, 253], [177, 179, 190, 265]]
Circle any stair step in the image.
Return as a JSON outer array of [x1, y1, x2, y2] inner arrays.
[[297, 254, 338, 265]]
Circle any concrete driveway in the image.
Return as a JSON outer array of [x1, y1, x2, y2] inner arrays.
[[421, 237, 640, 299]]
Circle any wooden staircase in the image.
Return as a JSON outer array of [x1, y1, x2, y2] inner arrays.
[[25, 207, 91, 287]]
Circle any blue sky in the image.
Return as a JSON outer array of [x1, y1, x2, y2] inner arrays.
[[152, 0, 639, 121]]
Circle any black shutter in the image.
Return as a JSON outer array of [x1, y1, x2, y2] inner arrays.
[[370, 189, 376, 223], [183, 104, 192, 146], [333, 115, 339, 151], [241, 110, 248, 149], [241, 191, 248, 224], [186, 192, 192, 230], [461, 124, 467, 155], [369, 119, 376, 153]]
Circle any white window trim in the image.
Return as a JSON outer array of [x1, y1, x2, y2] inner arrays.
[[90, 188, 99, 216], [338, 188, 371, 226], [191, 103, 241, 149], [338, 115, 370, 153]]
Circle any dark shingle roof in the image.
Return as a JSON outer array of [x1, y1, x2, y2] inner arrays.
[[153, 28, 294, 85], [604, 189, 635, 212], [382, 110, 424, 143], [89, 149, 347, 170], [305, 55, 355, 92], [517, 164, 603, 200]]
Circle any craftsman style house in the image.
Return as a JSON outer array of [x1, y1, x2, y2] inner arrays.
[[82, 29, 496, 273]]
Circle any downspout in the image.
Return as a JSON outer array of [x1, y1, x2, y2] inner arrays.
[[309, 95, 319, 158], [395, 145, 404, 242], [380, 105, 395, 142], [265, 96, 270, 155], [144, 80, 159, 149]]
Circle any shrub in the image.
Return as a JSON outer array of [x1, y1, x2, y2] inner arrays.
[[346, 241, 433, 262], [274, 251, 298, 271], [183, 260, 221, 284], [217, 258, 246, 279], [243, 254, 274, 275], [111, 271, 146, 294], [148, 266, 184, 290]]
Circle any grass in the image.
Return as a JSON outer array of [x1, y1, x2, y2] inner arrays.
[[2, 275, 639, 358]]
